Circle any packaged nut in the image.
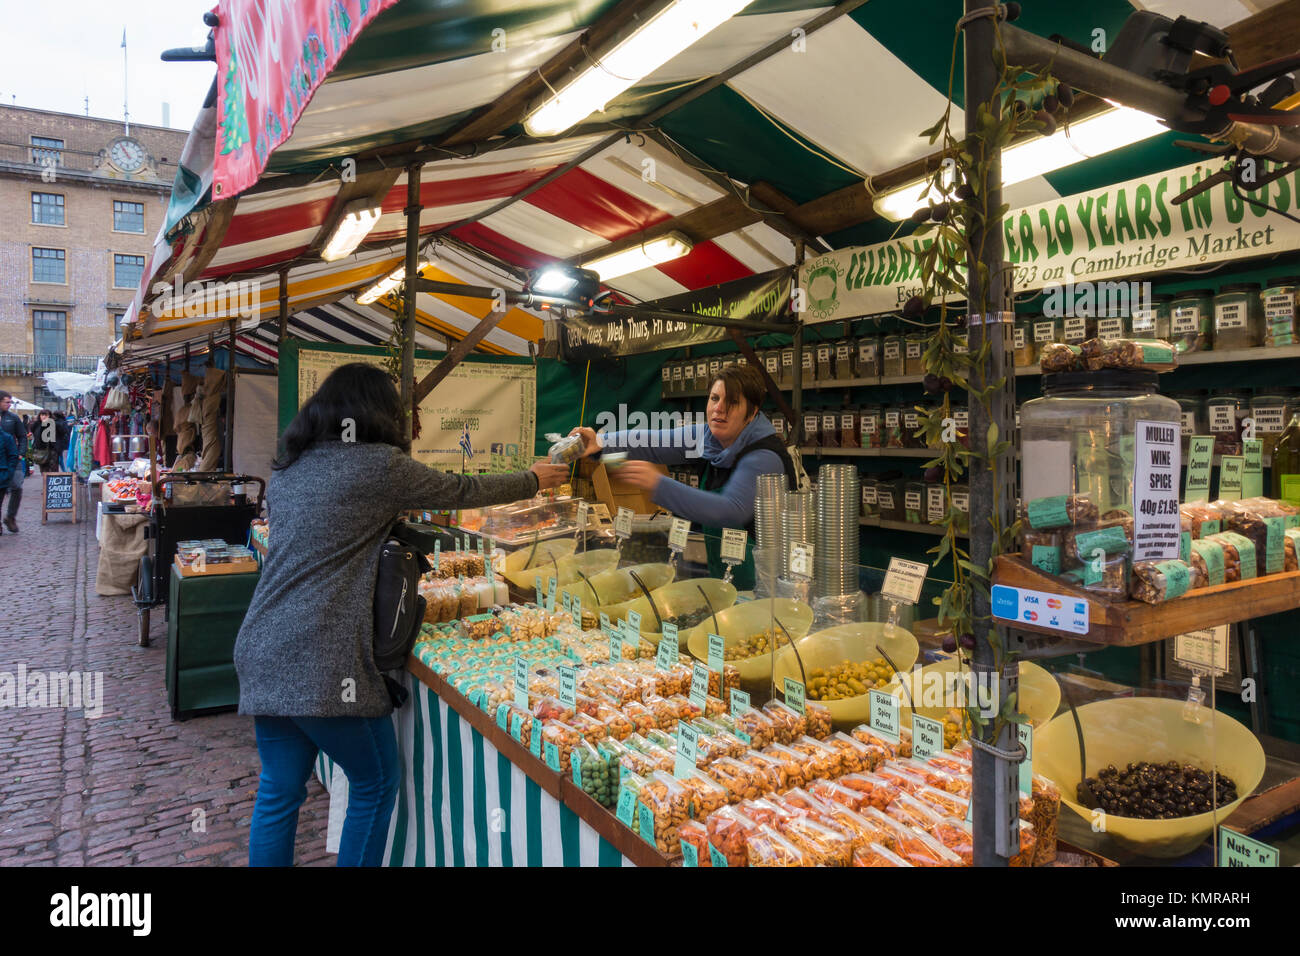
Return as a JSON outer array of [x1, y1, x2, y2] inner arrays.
[[1224, 499, 1290, 576], [593, 702, 636, 741], [808, 779, 873, 813], [1038, 342, 1084, 372], [913, 782, 969, 818], [1181, 501, 1227, 539], [1062, 522, 1130, 565], [567, 710, 609, 745], [876, 761, 931, 795], [1022, 494, 1099, 531], [678, 819, 712, 867], [738, 796, 799, 829], [637, 771, 693, 857], [679, 771, 729, 819], [1022, 530, 1062, 574], [761, 700, 807, 744], [758, 743, 811, 792], [705, 665, 741, 706], [804, 701, 833, 739], [821, 732, 875, 775], [624, 734, 675, 775], [850, 724, 912, 763], [1011, 819, 1038, 868], [732, 707, 777, 749], [571, 738, 617, 807], [1030, 774, 1061, 865], [746, 824, 811, 867], [778, 815, 854, 866], [851, 842, 914, 867], [1131, 559, 1201, 604], [665, 694, 704, 723], [1201, 531, 1254, 583], [773, 787, 836, 822], [644, 727, 678, 752], [706, 805, 762, 867], [932, 816, 975, 865], [1080, 337, 1177, 372], [541, 720, 582, 773], [1286, 528, 1299, 572], [1064, 551, 1129, 598], [643, 695, 680, 730], [619, 700, 659, 736], [788, 735, 843, 779], [884, 816, 962, 867], [817, 803, 884, 853], [532, 696, 576, 723], [737, 749, 786, 794], [706, 756, 768, 804]]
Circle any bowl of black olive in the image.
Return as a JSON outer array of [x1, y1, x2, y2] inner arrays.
[[1033, 696, 1265, 857]]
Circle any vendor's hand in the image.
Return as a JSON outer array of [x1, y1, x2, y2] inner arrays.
[[530, 462, 569, 491], [568, 426, 602, 458], [616, 460, 663, 494]]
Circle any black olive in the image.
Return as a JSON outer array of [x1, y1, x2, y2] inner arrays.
[[930, 202, 950, 222], [1058, 85, 1075, 108], [909, 205, 931, 224], [902, 295, 926, 318], [1043, 94, 1059, 114]]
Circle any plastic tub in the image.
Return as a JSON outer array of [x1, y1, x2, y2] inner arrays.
[[834, 339, 856, 380], [904, 333, 927, 376], [1129, 294, 1172, 340], [857, 335, 881, 378], [881, 335, 904, 377], [859, 404, 882, 449], [1170, 289, 1213, 353], [683, 598, 816, 681], [886, 658, 1060, 729], [1261, 276, 1299, 347], [1213, 283, 1262, 350], [1207, 391, 1248, 456]]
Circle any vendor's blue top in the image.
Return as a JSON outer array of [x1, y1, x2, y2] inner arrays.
[[600, 413, 784, 527]]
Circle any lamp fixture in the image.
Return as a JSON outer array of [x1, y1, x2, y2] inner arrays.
[[523, 0, 758, 137], [582, 232, 693, 280], [872, 107, 1168, 221], [320, 199, 382, 261], [355, 260, 431, 305]]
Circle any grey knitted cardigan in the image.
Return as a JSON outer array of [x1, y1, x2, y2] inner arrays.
[[234, 440, 537, 718]]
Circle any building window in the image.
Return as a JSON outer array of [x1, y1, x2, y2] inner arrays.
[[113, 200, 145, 233], [32, 247, 66, 284], [34, 310, 67, 356], [32, 192, 65, 226], [113, 253, 145, 290], [113, 313, 126, 337], [30, 136, 64, 167]]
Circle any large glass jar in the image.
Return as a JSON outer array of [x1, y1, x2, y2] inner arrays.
[[695, 359, 710, 393], [820, 408, 841, 448], [881, 335, 905, 377], [1019, 370, 1181, 574], [1207, 391, 1248, 456], [1129, 294, 1172, 340], [816, 341, 836, 381], [1250, 392, 1292, 462], [771, 412, 788, 443], [834, 338, 856, 381], [801, 412, 821, 449], [839, 406, 860, 449], [1013, 318, 1036, 366], [859, 403, 882, 448], [1214, 283, 1263, 350], [1262, 276, 1299, 347], [903, 481, 926, 524], [857, 335, 881, 378], [902, 404, 924, 449], [904, 333, 927, 376], [761, 349, 781, 386], [882, 404, 905, 448], [861, 477, 879, 518], [802, 345, 817, 384], [780, 347, 795, 386], [1172, 392, 1206, 457], [1170, 289, 1213, 353]]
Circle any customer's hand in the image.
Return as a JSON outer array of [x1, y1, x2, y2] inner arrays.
[[530, 461, 570, 491], [568, 426, 602, 457], [616, 460, 663, 494]]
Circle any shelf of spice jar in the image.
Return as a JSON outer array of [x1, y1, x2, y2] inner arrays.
[[861, 516, 969, 538], [1172, 344, 1300, 366], [797, 446, 937, 458]]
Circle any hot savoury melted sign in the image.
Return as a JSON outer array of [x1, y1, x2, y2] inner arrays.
[[800, 159, 1300, 322]]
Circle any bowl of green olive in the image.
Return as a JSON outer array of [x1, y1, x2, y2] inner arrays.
[[683, 598, 814, 681]]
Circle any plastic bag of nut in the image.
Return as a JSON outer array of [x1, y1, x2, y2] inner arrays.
[[636, 771, 693, 857], [788, 735, 843, 779], [815, 803, 885, 853], [820, 732, 876, 775], [678, 818, 712, 866], [809, 778, 873, 814], [779, 815, 855, 866], [738, 796, 798, 829], [803, 701, 833, 739], [732, 706, 777, 749], [706, 805, 762, 867], [540, 720, 582, 773], [1021, 493, 1099, 532], [736, 749, 785, 793], [875, 760, 931, 795], [851, 841, 915, 867], [1286, 528, 1300, 572], [1200, 531, 1255, 583], [1062, 522, 1130, 568], [1038, 342, 1085, 372], [1131, 558, 1204, 604], [746, 824, 811, 866], [761, 699, 807, 744], [624, 734, 675, 775], [1224, 498, 1292, 576], [1080, 337, 1177, 372], [1022, 530, 1062, 574], [642, 694, 680, 730], [618, 699, 659, 737], [757, 743, 811, 792], [850, 724, 912, 764], [679, 770, 729, 820], [772, 787, 836, 823], [1181, 500, 1227, 539], [1060, 551, 1129, 598], [705, 756, 769, 805]]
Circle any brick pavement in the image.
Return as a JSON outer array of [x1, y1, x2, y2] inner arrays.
[[0, 481, 331, 866]]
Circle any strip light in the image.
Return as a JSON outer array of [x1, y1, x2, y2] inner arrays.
[[524, 0, 758, 137], [321, 199, 382, 261], [873, 107, 1168, 221], [355, 260, 431, 305], [582, 232, 693, 280]]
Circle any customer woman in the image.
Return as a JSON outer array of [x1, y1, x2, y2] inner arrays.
[[28, 409, 60, 474], [235, 363, 567, 866], [568, 363, 796, 589]]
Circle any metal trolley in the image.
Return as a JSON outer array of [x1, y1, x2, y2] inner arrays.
[[131, 473, 265, 646]]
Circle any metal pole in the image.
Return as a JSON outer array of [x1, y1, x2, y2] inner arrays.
[[400, 163, 422, 442], [225, 320, 236, 471], [277, 268, 289, 345], [965, 1, 1019, 867], [791, 240, 805, 448]]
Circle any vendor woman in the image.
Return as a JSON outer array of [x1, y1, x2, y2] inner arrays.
[[569, 363, 796, 588]]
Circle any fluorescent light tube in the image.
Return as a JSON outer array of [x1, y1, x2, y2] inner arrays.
[[524, 0, 758, 137], [583, 232, 693, 280], [321, 200, 381, 261], [355, 260, 430, 305]]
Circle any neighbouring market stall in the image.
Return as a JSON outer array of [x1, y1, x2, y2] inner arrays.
[[110, 0, 1300, 867]]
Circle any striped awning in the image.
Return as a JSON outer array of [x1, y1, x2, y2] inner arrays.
[[119, 0, 1288, 365]]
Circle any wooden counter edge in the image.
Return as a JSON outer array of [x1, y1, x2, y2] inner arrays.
[[406, 656, 672, 867]]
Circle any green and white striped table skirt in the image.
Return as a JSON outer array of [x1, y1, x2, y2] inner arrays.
[[314, 671, 634, 866]]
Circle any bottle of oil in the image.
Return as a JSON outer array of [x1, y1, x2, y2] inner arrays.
[[1272, 412, 1300, 505]]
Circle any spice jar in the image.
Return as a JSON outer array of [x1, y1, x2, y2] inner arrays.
[[816, 341, 836, 381], [1129, 294, 1172, 340], [902, 404, 924, 449], [1214, 283, 1263, 350], [771, 412, 788, 443], [1031, 315, 1060, 357], [1061, 315, 1094, 346], [1207, 391, 1248, 456], [881, 335, 904, 377], [904, 332, 927, 376], [820, 408, 841, 448], [780, 347, 795, 386], [1250, 392, 1292, 461], [861, 477, 879, 518], [835, 338, 856, 381], [661, 363, 673, 397], [859, 403, 882, 449], [1261, 277, 1299, 347], [924, 483, 947, 525], [904, 481, 925, 524], [761, 349, 781, 386], [802, 345, 817, 384], [875, 477, 903, 522], [883, 405, 905, 448], [857, 335, 881, 378], [802, 412, 821, 449], [695, 359, 710, 392], [1013, 317, 1036, 366], [1170, 289, 1213, 353], [840, 406, 860, 448]]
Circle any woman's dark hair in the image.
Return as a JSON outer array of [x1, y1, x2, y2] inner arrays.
[[273, 363, 408, 470], [709, 364, 766, 416]]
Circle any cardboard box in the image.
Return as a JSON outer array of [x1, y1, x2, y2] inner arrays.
[[582, 458, 668, 518]]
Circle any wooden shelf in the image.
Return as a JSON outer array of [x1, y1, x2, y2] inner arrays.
[[861, 516, 969, 538], [992, 554, 1300, 647], [1176, 344, 1300, 366], [797, 446, 935, 458]]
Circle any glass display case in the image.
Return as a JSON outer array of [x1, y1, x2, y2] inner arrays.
[[480, 495, 582, 546]]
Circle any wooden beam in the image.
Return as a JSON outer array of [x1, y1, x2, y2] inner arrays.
[[1218, 0, 1300, 69], [412, 310, 508, 406]]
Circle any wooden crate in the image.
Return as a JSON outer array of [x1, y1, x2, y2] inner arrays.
[[993, 555, 1300, 647], [173, 556, 260, 578]]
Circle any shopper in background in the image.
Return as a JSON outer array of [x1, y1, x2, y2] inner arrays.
[[52, 411, 71, 472], [0, 392, 26, 533], [28, 409, 60, 474], [568, 363, 796, 589], [0, 425, 17, 533], [235, 362, 568, 867]]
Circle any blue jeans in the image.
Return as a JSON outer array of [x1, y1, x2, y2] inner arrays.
[[250, 714, 399, 867]]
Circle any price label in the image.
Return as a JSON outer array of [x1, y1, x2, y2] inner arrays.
[[690, 663, 709, 709], [477, 537, 484, 556], [783, 678, 806, 716], [668, 517, 690, 551], [1243, 439, 1264, 498], [881, 557, 928, 605], [1174, 625, 1230, 676], [788, 542, 813, 578], [615, 507, 634, 539], [1184, 436, 1215, 500], [675, 723, 700, 778], [546, 577, 557, 613], [656, 623, 679, 671], [562, 591, 573, 613], [572, 597, 582, 629], [626, 610, 642, 632], [1018, 723, 1033, 795], [534, 575, 543, 607], [530, 718, 542, 758], [912, 715, 945, 760], [599, 611, 610, 631], [558, 665, 577, 708], [609, 633, 624, 662], [434, 541, 441, 572], [1218, 456, 1245, 500], [681, 840, 699, 867], [869, 690, 900, 744], [1219, 828, 1279, 867], [577, 500, 589, 529], [616, 786, 637, 826], [730, 688, 751, 718], [513, 657, 529, 711], [720, 528, 747, 564], [707, 634, 726, 674], [1132, 420, 1182, 562]]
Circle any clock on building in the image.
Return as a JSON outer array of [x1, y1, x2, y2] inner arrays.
[[106, 136, 148, 173]]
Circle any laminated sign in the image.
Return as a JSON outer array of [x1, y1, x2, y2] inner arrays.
[[1132, 420, 1181, 561], [880, 558, 927, 605]]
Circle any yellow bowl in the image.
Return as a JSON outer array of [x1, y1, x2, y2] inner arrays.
[[503, 538, 577, 575], [558, 562, 676, 610], [684, 599, 815, 680], [884, 658, 1062, 729], [602, 578, 738, 642], [1033, 696, 1265, 858], [771, 623, 920, 727], [504, 548, 617, 591]]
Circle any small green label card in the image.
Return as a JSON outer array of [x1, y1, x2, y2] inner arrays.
[[912, 715, 945, 760], [638, 802, 655, 844], [707, 635, 726, 674], [1218, 456, 1245, 500], [513, 656, 529, 711], [530, 718, 542, 758], [869, 690, 900, 744], [1243, 439, 1264, 499], [656, 624, 679, 671], [534, 575, 543, 607], [783, 677, 806, 716], [572, 596, 582, 629], [616, 786, 637, 826], [496, 702, 510, 731], [1018, 723, 1033, 796], [627, 610, 642, 631], [546, 578, 557, 613], [1219, 828, 1278, 867], [562, 591, 573, 613], [730, 689, 751, 718], [544, 740, 561, 772], [690, 663, 710, 709], [675, 723, 700, 778], [708, 843, 728, 867], [609, 633, 624, 662], [680, 840, 698, 867], [558, 665, 577, 708], [599, 611, 611, 631]]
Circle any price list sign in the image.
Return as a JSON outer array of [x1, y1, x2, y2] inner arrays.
[[1132, 420, 1181, 561]]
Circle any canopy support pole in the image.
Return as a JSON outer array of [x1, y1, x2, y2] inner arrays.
[[225, 320, 236, 472], [401, 163, 422, 441], [277, 268, 289, 345], [790, 241, 805, 447]]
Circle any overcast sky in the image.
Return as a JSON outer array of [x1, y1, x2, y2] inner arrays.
[[0, 1, 217, 130]]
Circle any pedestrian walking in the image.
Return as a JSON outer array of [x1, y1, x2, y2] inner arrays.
[[0, 392, 27, 533], [28, 409, 61, 474]]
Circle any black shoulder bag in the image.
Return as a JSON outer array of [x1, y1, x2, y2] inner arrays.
[[373, 525, 431, 708]]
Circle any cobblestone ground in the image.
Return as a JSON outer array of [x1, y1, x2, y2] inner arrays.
[[0, 482, 331, 866]]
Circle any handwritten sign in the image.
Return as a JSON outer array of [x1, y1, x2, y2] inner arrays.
[[881, 557, 928, 605], [614, 507, 633, 539], [1219, 828, 1279, 867], [720, 529, 747, 563], [42, 472, 76, 524], [783, 678, 805, 715], [1184, 436, 1214, 500], [668, 517, 690, 551]]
